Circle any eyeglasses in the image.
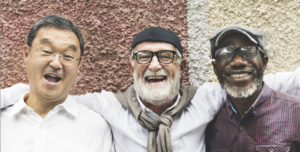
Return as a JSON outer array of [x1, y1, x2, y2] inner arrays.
[[215, 46, 263, 61], [31, 46, 80, 64], [133, 50, 177, 64]]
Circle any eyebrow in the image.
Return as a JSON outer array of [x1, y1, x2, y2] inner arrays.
[[41, 39, 52, 45], [40, 38, 78, 52]]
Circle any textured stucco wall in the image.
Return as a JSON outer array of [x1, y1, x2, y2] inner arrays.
[[187, 0, 212, 87], [2, 0, 299, 92], [208, 0, 300, 82], [1, 0, 189, 94]]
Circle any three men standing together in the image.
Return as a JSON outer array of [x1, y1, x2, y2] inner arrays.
[[1, 15, 300, 152]]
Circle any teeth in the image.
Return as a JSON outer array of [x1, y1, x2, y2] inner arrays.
[[48, 74, 60, 78], [147, 76, 164, 80], [230, 73, 249, 78]]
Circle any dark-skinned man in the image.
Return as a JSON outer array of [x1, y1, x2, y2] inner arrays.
[[206, 25, 300, 152], [2, 26, 300, 152]]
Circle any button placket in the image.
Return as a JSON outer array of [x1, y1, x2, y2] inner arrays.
[[239, 126, 244, 130], [40, 123, 44, 129]]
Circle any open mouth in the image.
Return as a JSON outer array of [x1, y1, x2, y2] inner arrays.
[[44, 74, 61, 83], [229, 73, 251, 78], [145, 76, 167, 83]]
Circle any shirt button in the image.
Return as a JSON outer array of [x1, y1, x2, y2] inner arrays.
[[239, 126, 244, 130], [145, 108, 151, 113], [269, 148, 274, 152], [40, 123, 45, 129], [27, 107, 32, 112]]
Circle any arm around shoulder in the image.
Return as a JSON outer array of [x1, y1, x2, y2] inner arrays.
[[263, 68, 300, 97], [1, 83, 29, 108], [192, 82, 227, 116], [71, 90, 112, 116]]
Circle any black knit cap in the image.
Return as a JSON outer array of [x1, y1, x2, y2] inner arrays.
[[131, 27, 183, 58]]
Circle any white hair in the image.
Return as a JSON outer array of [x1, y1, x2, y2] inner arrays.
[[133, 63, 181, 107], [220, 75, 263, 99]]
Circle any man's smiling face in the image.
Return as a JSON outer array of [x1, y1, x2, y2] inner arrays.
[[130, 41, 185, 107], [212, 33, 268, 99], [24, 26, 81, 102]]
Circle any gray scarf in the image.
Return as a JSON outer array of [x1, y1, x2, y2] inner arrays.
[[114, 85, 198, 152]]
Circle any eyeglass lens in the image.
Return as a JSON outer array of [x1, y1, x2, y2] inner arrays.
[[36, 49, 78, 64], [136, 50, 174, 64], [216, 46, 257, 60]]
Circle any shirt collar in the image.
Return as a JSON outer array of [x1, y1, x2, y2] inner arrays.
[[251, 82, 271, 111], [59, 95, 79, 117], [10, 93, 78, 117], [10, 93, 29, 115], [228, 98, 237, 113], [136, 92, 181, 118]]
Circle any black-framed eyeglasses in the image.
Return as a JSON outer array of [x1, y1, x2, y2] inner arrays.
[[133, 50, 177, 64], [215, 45, 263, 61]]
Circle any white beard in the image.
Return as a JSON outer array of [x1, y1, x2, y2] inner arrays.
[[133, 69, 181, 107], [221, 75, 263, 99]]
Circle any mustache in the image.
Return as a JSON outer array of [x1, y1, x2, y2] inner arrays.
[[45, 68, 64, 77], [143, 69, 169, 78]]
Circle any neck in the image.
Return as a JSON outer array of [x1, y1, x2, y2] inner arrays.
[[229, 83, 263, 118], [140, 95, 178, 116], [25, 91, 66, 118]]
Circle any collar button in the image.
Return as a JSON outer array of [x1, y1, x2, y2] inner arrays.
[[145, 108, 151, 113]]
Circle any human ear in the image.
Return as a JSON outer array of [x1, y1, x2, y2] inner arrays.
[[23, 45, 30, 61], [179, 58, 187, 75], [212, 60, 217, 75], [262, 56, 268, 71], [128, 61, 134, 75]]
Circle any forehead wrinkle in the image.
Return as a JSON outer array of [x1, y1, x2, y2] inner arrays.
[[39, 38, 78, 52]]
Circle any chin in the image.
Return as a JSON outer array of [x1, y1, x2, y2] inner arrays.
[[220, 75, 264, 99], [37, 89, 63, 100], [133, 70, 181, 107]]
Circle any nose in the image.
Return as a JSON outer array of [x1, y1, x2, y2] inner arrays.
[[148, 55, 162, 72], [49, 54, 63, 69], [229, 54, 248, 67]]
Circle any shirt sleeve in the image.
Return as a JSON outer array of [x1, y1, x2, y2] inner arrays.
[[90, 108, 115, 152], [192, 82, 227, 117], [73, 91, 109, 115], [263, 67, 300, 97], [1, 83, 29, 108]]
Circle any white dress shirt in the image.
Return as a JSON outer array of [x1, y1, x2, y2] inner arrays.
[[1, 68, 300, 152], [1, 93, 115, 152]]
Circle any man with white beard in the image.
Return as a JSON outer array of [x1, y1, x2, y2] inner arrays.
[[205, 25, 300, 152], [1, 27, 300, 152]]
